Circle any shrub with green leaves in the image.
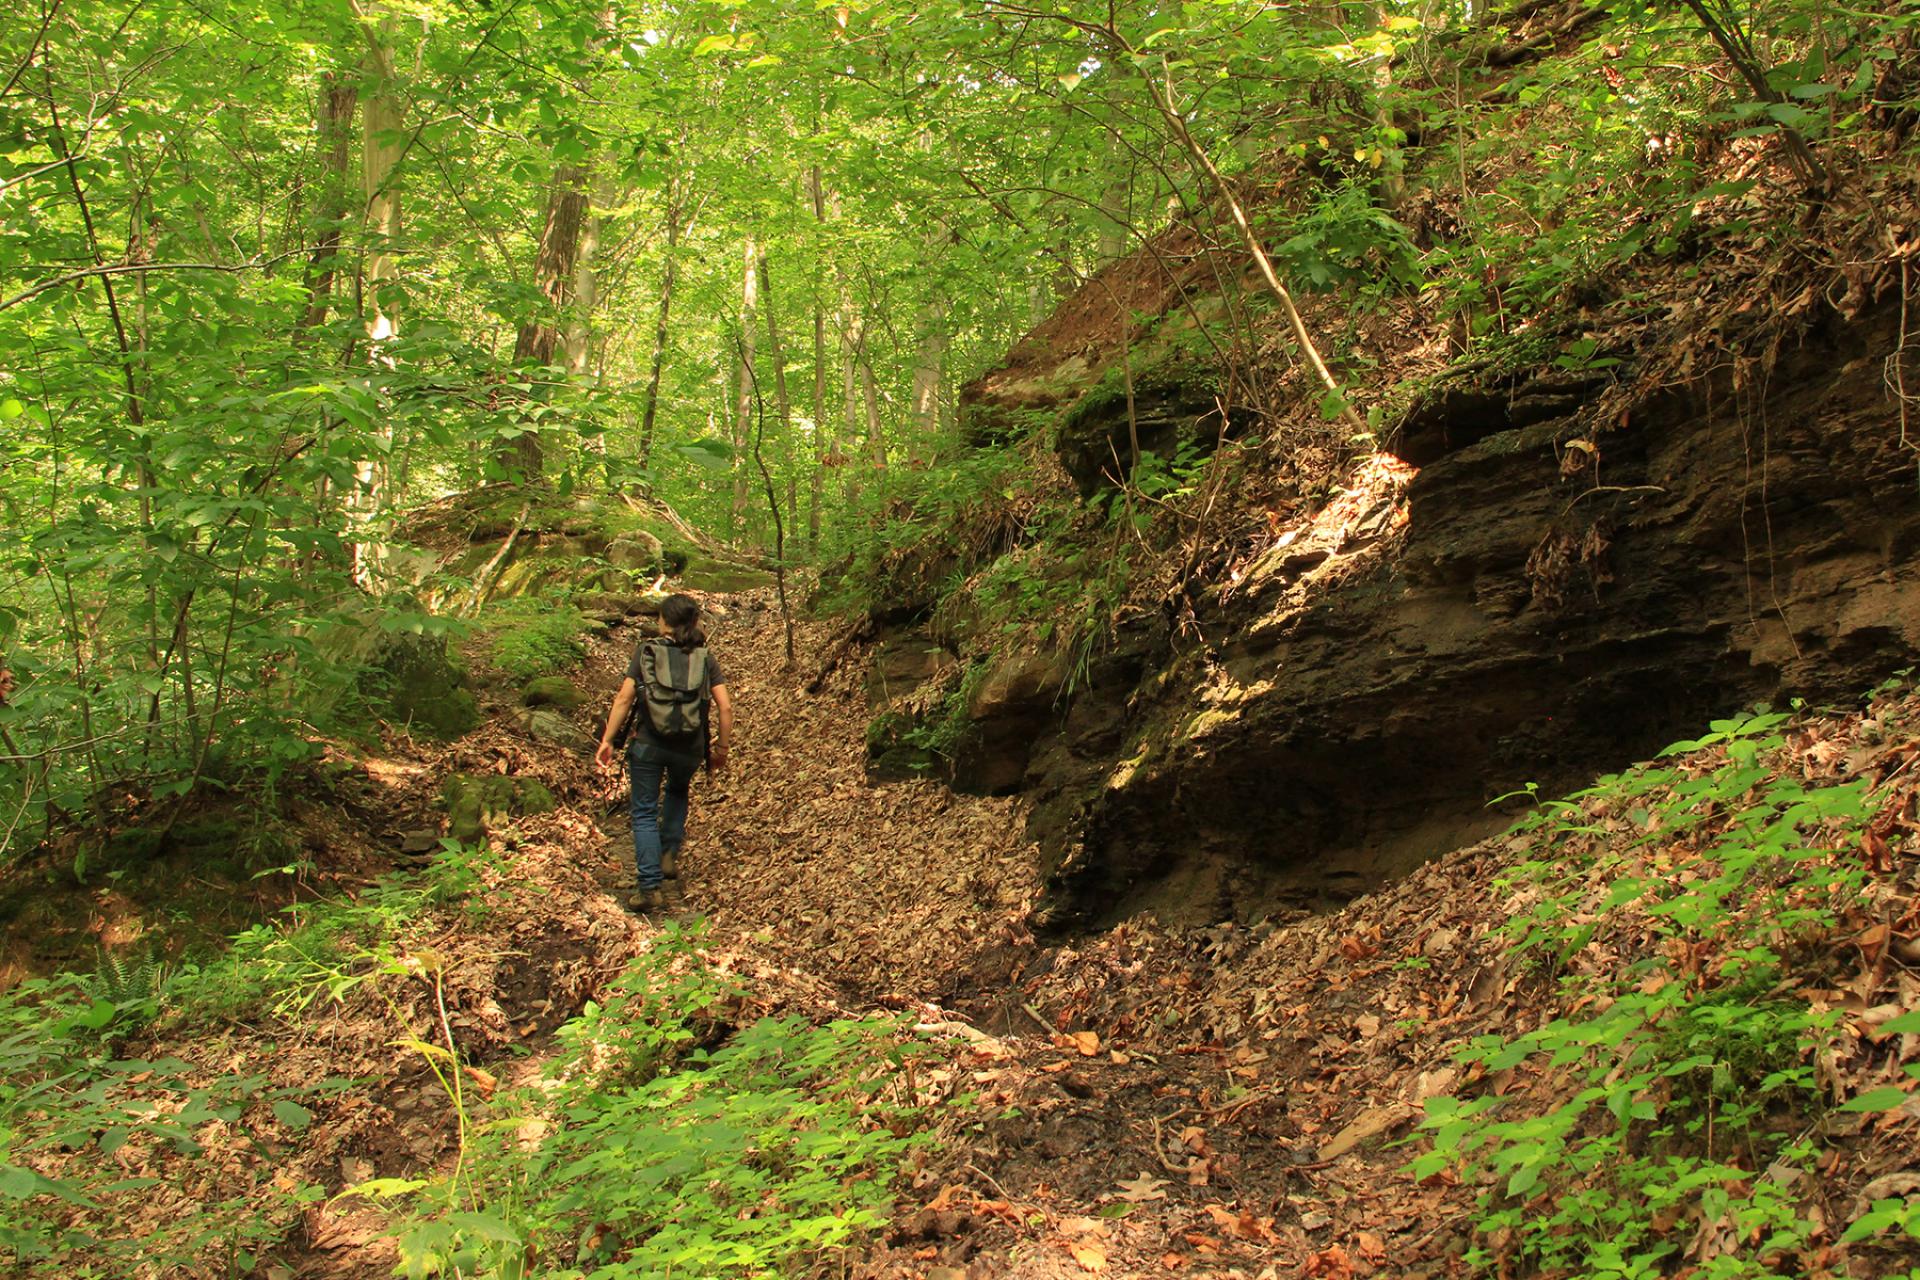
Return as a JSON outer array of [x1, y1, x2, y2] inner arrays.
[[381, 924, 936, 1279], [1412, 709, 1920, 1278], [0, 976, 329, 1275], [170, 840, 503, 1026]]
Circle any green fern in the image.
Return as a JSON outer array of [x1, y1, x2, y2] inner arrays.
[[86, 947, 172, 1006]]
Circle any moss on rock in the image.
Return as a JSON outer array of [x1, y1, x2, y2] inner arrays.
[[482, 601, 589, 682], [443, 774, 557, 844], [358, 632, 481, 740], [522, 676, 583, 709]]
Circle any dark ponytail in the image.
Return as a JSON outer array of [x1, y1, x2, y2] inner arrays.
[[659, 593, 706, 648]]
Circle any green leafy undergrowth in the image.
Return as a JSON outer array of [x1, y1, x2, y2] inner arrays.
[[171, 839, 505, 1026], [379, 923, 937, 1279], [1415, 705, 1920, 1278], [0, 839, 504, 1274], [816, 446, 1037, 622], [479, 597, 593, 682], [0, 977, 334, 1275]]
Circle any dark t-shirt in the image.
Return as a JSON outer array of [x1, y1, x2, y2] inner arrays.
[[625, 642, 725, 763]]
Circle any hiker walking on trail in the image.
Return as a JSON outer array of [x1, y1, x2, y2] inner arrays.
[[595, 594, 733, 913]]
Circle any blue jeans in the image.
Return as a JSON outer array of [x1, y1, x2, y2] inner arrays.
[[627, 751, 695, 890]]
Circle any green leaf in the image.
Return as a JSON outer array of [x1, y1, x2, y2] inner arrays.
[[0, 1163, 97, 1207], [1876, 1010, 1920, 1036], [0, 398, 23, 420], [672, 437, 734, 470], [272, 1099, 313, 1130], [340, 1176, 429, 1200], [450, 1211, 521, 1244], [1840, 1086, 1911, 1112]]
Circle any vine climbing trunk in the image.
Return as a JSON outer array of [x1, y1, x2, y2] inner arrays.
[[566, 165, 615, 479], [738, 336, 796, 668], [731, 237, 759, 537], [760, 255, 798, 535], [808, 163, 829, 548], [637, 182, 684, 489], [352, 3, 405, 586]]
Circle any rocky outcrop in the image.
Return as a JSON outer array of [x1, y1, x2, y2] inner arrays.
[[860, 636, 1073, 794], [354, 632, 481, 741], [1014, 296, 1920, 928], [384, 488, 763, 613]]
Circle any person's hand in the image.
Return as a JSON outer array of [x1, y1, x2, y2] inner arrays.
[[709, 743, 729, 774], [595, 740, 615, 769]]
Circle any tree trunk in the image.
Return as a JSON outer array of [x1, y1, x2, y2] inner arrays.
[[567, 167, 612, 466], [1137, 52, 1367, 434], [909, 295, 947, 459], [859, 335, 886, 469], [808, 164, 828, 548], [360, 22, 403, 353], [565, 172, 609, 379], [298, 73, 357, 336], [505, 160, 588, 480], [353, 9, 404, 584]]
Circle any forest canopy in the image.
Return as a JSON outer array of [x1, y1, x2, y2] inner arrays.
[[3, 0, 1915, 860]]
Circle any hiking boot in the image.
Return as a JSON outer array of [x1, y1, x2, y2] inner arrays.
[[659, 848, 679, 880], [625, 888, 668, 913]]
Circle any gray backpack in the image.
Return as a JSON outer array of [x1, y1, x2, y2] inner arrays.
[[634, 639, 711, 745]]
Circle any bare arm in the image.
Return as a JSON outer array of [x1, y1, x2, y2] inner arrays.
[[595, 677, 637, 768], [710, 682, 733, 771]]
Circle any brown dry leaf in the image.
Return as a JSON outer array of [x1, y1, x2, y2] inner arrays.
[[1304, 1244, 1358, 1279], [1318, 1103, 1417, 1161], [462, 1065, 498, 1098], [1116, 1174, 1169, 1203], [973, 1200, 1026, 1227], [925, 1183, 968, 1211], [1160, 1254, 1190, 1271], [1355, 1230, 1388, 1262], [1203, 1204, 1280, 1243], [1070, 1240, 1108, 1272], [1071, 1030, 1101, 1056]]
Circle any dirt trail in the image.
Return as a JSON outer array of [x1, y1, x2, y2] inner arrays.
[[580, 596, 1418, 1279], [582, 595, 1044, 1007]]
